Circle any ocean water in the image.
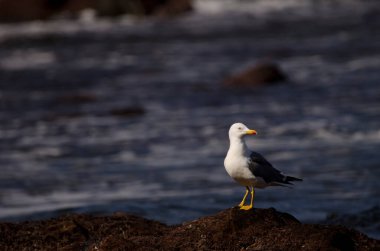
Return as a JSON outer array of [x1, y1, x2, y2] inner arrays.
[[0, 0, 379, 238]]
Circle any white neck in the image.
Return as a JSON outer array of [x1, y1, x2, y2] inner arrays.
[[227, 136, 250, 157]]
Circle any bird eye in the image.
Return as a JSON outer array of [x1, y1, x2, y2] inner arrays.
[[238, 127, 242, 130]]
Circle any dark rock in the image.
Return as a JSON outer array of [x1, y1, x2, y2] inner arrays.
[[109, 106, 146, 117], [323, 206, 380, 239], [0, 213, 167, 251], [96, 0, 192, 16], [0, 0, 51, 22], [154, 0, 193, 17], [0, 208, 378, 251], [0, 0, 192, 22], [162, 208, 378, 251], [0, 0, 93, 22], [225, 62, 287, 87]]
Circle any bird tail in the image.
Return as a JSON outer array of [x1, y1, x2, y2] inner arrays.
[[285, 176, 303, 182]]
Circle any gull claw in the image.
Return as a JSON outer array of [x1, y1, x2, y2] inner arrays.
[[239, 205, 253, 210]]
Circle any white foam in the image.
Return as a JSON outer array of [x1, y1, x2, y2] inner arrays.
[[0, 184, 236, 219], [194, 0, 375, 18], [347, 57, 380, 71], [194, 0, 309, 15], [0, 50, 56, 70]]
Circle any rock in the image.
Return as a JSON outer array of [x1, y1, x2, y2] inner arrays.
[[154, 0, 193, 17], [0, 0, 94, 22], [162, 208, 378, 251], [0, 208, 378, 251], [323, 206, 380, 239], [0, 213, 167, 251], [96, 0, 192, 16], [225, 62, 287, 87], [0, 0, 193, 22], [0, 0, 51, 22]]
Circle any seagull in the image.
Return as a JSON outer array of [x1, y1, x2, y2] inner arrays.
[[224, 122, 302, 210]]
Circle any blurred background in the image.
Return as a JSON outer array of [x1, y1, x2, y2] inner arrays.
[[0, 0, 379, 238]]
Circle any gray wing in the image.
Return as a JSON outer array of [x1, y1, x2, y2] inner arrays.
[[248, 151, 291, 185]]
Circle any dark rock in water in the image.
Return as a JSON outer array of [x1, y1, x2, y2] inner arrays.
[[109, 106, 146, 117], [0, 0, 47, 22], [0, 0, 92, 22], [0, 0, 192, 22], [96, 0, 192, 17], [225, 62, 287, 87], [323, 206, 380, 239], [154, 0, 193, 17], [0, 208, 378, 251]]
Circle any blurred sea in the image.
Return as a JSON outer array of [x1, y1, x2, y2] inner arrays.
[[0, 0, 379, 238]]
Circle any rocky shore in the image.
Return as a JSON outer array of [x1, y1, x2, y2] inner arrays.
[[0, 208, 378, 251], [0, 0, 192, 22]]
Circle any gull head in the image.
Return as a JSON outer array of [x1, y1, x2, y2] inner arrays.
[[228, 122, 257, 140]]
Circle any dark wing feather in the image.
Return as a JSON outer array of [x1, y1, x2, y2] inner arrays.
[[248, 151, 295, 185]]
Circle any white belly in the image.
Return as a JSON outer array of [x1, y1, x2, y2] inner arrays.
[[224, 156, 256, 186], [224, 155, 268, 188]]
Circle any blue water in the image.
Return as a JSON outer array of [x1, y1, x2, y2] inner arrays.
[[0, 0, 379, 238]]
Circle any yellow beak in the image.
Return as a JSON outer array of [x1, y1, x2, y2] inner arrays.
[[246, 129, 257, 135]]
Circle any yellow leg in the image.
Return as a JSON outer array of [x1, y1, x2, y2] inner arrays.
[[238, 187, 250, 207], [240, 186, 255, 210]]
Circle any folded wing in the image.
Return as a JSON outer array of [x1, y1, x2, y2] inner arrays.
[[248, 152, 302, 185]]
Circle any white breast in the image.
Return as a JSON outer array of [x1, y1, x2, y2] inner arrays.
[[224, 154, 256, 186]]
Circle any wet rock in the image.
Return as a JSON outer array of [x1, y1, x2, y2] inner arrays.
[[0, 0, 48, 22], [323, 206, 380, 239], [0, 0, 192, 22], [0, 0, 92, 22], [154, 0, 193, 17], [225, 62, 287, 87], [96, 0, 192, 17], [0, 208, 378, 251], [109, 106, 146, 117]]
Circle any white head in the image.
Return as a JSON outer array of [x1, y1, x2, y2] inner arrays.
[[228, 122, 257, 140]]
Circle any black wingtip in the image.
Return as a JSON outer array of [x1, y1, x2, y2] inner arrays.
[[285, 176, 303, 182]]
